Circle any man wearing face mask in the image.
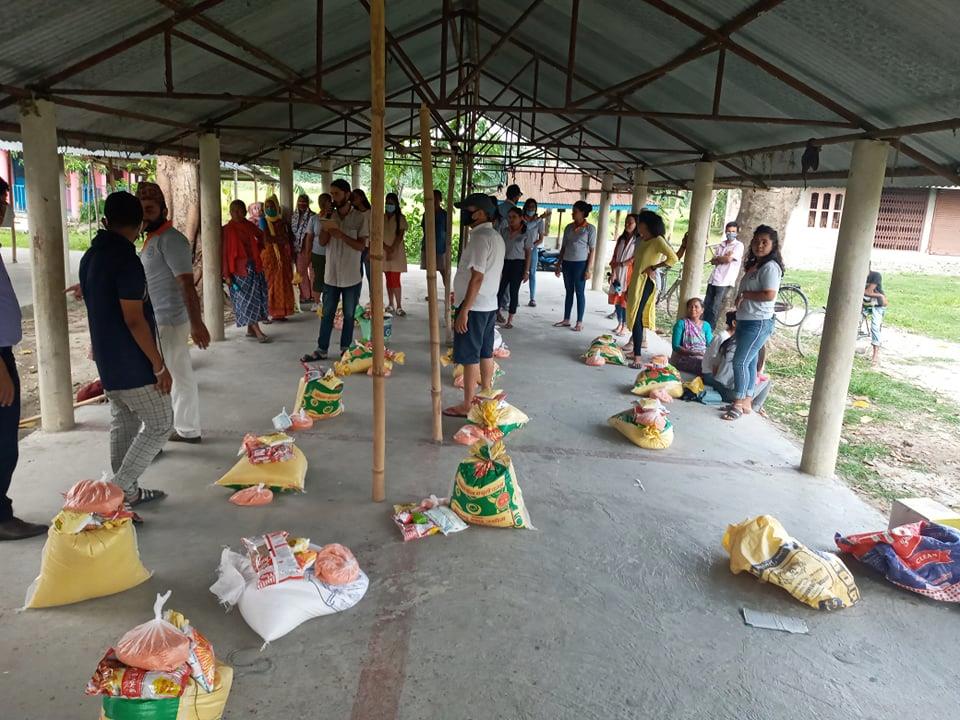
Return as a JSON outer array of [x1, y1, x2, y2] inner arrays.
[[443, 194, 505, 417], [136, 182, 209, 445], [702, 221, 744, 332]]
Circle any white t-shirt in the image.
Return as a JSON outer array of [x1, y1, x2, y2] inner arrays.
[[453, 222, 505, 312], [324, 207, 369, 288], [702, 329, 730, 376]]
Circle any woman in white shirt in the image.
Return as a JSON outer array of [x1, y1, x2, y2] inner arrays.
[[382, 192, 409, 315], [496, 207, 533, 329]]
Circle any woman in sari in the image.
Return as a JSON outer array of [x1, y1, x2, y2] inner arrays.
[[258, 195, 295, 321], [608, 213, 638, 336], [670, 297, 713, 374], [222, 200, 270, 342]]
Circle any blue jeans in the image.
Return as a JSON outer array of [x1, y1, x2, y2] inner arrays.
[[317, 282, 361, 353], [868, 305, 885, 346], [529, 247, 540, 300], [732, 317, 775, 399], [562, 260, 588, 323]]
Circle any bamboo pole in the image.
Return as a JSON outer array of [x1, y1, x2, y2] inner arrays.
[[419, 105, 443, 443], [444, 152, 456, 345], [369, 0, 387, 502]]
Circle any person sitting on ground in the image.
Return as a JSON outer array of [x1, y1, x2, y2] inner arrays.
[[624, 210, 679, 366], [864, 265, 888, 366], [707, 314, 774, 418], [608, 213, 638, 337], [222, 199, 270, 343], [554, 200, 596, 332], [79, 191, 173, 508], [443, 194, 505, 417], [702, 310, 734, 387], [670, 297, 714, 375], [259, 195, 295, 321], [383, 192, 409, 316], [496, 207, 533, 329]]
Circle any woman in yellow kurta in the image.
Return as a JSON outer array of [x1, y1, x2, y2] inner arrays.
[[624, 211, 678, 368]]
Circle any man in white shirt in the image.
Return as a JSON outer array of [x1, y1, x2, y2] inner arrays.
[[702, 221, 744, 332], [444, 195, 505, 417]]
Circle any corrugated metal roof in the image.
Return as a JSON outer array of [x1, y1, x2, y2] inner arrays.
[[0, 0, 957, 188]]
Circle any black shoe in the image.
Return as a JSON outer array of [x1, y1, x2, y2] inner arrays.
[[0, 517, 48, 541], [169, 432, 202, 444]]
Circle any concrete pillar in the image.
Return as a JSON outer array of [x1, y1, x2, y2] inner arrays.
[[278, 148, 294, 214], [919, 188, 936, 255], [351, 162, 361, 190], [631, 166, 648, 213], [677, 160, 716, 313], [579, 173, 590, 202], [18, 99, 74, 431], [199, 133, 224, 342], [801, 140, 889, 477], [321, 158, 334, 191], [592, 171, 614, 290], [58, 155, 70, 276]]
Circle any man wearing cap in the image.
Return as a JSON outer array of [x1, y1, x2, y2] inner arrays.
[[443, 194, 505, 417], [136, 182, 209, 444]]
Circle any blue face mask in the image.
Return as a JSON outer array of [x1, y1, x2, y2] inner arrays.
[[525, 210, 536, 217], [726, 231, 737, 241], [265, 208, 279, 218], [385, 204, 396, 213]]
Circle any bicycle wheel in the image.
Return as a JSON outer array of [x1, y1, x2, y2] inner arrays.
[[665, 280, 680, 316], [796, 308, 826, 358], [775, 285, 809, 327]]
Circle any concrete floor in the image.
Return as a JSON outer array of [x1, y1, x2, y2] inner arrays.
[[2, 271, 957, 720]]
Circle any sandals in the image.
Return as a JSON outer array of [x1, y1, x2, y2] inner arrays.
[[721, 407, 743, 421], [257, 335, 272, 344], [630, 360, 645, 370], [300, 350, 327, 362], [553, 320, 571, 328], [396, 308, 407, 317], [503, 322, 514, 329], [126, 487, 167, 507], [572, 323, 583, 332], [442, 406, 468, 418]]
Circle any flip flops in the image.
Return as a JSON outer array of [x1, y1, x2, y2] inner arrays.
[[442, 406, 468, 418]]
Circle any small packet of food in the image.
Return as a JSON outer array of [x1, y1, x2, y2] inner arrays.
[[424, 506, 469, 535], [272, 408, 293, 431], [228, 483, 274, 506], [163, 609, 216, 693], [85, 649, 190, 699], [242, 531, 305, 589], [392, 503, 441, 542]]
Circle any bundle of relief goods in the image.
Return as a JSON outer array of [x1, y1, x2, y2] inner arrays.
[[334, 340, 405, 377], [584, 334, 627, 366], [294, 365, 343, 420], [392, 495, 468, 541], [87, 591, 232, 720], [24, 477, 150, 609], [631, 355, 683, 398], [608, 398, 674, 450], [493, 328, 510, 358], [451, 441, 533, 529], [215, 433, 307, 493], [210, 532, 368, 644], [354, 303, 393, 344], [723, 515, 861, 610], [453, 389, 529, 446], [836, 521, 960, 602], [440, 349, 505, 389]]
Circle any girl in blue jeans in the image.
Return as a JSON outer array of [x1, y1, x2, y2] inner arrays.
[[723, 224, 783, 421], [553, 200, 596, 332]]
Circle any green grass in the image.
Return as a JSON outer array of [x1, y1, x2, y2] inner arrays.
[[782, 269, 960, 343], [1, 226, 92, 252]]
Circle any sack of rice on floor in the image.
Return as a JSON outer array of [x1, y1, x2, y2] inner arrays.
[[294, 366, 344, 420], [216, 434, 307, 493], [585, 334, 627, 366], [631, 355, 683, 398], [451, 441, 533, 529], [334, 340, 405, 377], [453, 389, 529, 446], [608, 398, 674, 450], [24, 479, 151, 608]]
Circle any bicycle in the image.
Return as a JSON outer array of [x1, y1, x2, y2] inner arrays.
[[796, 301, 876, 358], [656, 262, 683, 316], [774, 283, 809, 327]]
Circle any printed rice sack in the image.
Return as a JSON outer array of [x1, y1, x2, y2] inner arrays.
[[216, 445, 307, 493], [585, 334, 627, 366], [453, 390, 529, 445], [175, 663, 233, 720], [100, 696, 181, 719], [333, 340, 405, 377], [24, 519, 152, 608], [608, 399, 675, 450], [835, 521, 960, 602], [451, 441, 533, 529], [294, 367, 344, 419], [631, 357, 683, 398], [724, 515, 860, 610], [584, 350, 606, 367]]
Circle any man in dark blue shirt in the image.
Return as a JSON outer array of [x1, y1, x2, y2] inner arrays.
[[79, 191, 173, 507]]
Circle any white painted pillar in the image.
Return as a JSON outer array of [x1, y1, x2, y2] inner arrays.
[[321, 158, 334, 191], [631, 166, 648, 213], [351, 162, 361, 190], [919, 188, 936, 255], [278, 148, 294, 214], [801, 140, 889, 477], [58, 155, 70, 276], [677, 160, 716, 313], [592, 171, 613, 290], [199, 133, 224, 342], [19, 99, 74, 431], [579, 173, 590, 202]]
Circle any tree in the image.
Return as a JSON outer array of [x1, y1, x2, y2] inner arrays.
[[735, 187, 801, 247], [155, 155, 202, 287]]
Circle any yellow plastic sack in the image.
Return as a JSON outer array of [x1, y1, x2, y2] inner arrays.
[[216, 446, 307, 492], [24, 519, 151, 608], [631, 363, 683, 398], [333, 341, 405, 377], [722, 515, 861, 610], [608, 411, 674, 449], [176, 664, 233, 720], [684, 376, 705, 394]]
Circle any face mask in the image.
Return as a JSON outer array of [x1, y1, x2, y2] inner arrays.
[[525, 210, 536, 217], [265, 208, 279, 218], [726, 231, 737, 241], [144, 218, 166, 233], [461, 208, 475, 227], [385, 204, 396, 213]]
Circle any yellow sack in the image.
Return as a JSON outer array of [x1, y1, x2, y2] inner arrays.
[[608, 411, 674, 449], [684, 376, 705, 395], [24, 519, 151, 608], [176, 664, 233, 720], [722, 515, 860, 610], [631, 363, 683, 398], [216, 446, 307, 492]]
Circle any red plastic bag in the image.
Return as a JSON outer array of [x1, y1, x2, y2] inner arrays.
[[76, 378, 104, 402], [62, 475, 124, 515], [314, 543, 360, 585], [115, 591, 191, 672], [228, 484, 274, 506]]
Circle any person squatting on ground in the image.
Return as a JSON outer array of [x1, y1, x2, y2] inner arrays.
[[554, 200, 596, 332], [135, 182, 209, 444], [222, 199, 270, 343], [383, 192, 409, 316], [444, 194, 506, 417], [670, 296, 714, 375], [702, 221, 744, 331], [496, 206, 533, 329], [608, 213, 638, 336], [722, 225, 784, 421], [258, 195, 295, 321], [624, 211, 678, 366], [79, 191, 173, 507], [705, 311, 774, 417]]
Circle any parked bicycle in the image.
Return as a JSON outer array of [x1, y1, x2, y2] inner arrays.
[[796, 300, 876, 358]]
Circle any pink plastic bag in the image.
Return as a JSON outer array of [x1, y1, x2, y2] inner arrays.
[[115, 591, 191, 672], [648, 388, 674, 403], [228, 484, 274, 506], [585, 353, 606, 367], [62, 475, 124, 515], [314, 543, 360, 585]]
